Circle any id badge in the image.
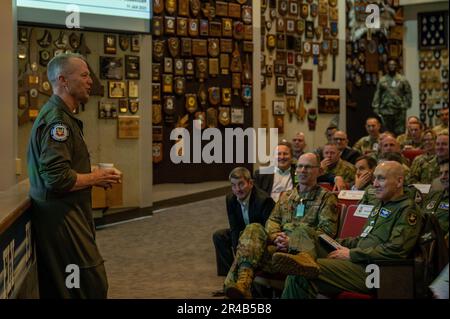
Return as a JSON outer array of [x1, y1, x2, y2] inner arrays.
[[296, 203, 305, 217]]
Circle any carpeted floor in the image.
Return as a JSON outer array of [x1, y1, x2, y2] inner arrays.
[[96, 196, 228, 299]]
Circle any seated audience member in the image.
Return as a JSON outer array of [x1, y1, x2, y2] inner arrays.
[[224, 153, 338, 299], [273, 161, 423, 299], [213, 167, 275, 277], [333, 130, 361, 164], [351, 155, 377, 191], [397, 116, 423, 149], [291, 132, 307, 164], [254, 142, 296, 202], [430, 134, 450, 192], [408, 129, 439, 184], [374, 135, 409, 165], [433, 107, 449, 136], [422, 159, 449, 237], [359, 153, 419, 206], [319, 143, 355, 185], [353, 117, 381, 155]]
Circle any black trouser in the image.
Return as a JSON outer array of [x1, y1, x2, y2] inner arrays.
[[212, 228, 234, 276], [381, 111, 406, 136]]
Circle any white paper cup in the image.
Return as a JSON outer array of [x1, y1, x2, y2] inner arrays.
[[98, 163, 114, 169]]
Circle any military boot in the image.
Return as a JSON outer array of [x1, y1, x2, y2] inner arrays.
[[272, 252, 320, 278], [224, 267, 254, 299]]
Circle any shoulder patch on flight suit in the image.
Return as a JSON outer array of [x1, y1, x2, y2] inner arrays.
[[438, 203, 449, 210], [407, 212, 417, 226], [50, 123, 70, 142], [426, 200, 436, 210]]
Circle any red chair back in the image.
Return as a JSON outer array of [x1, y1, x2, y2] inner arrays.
[[339, 205, 368, 238]]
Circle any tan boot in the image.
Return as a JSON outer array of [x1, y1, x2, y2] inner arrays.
[[272, 252, 320, 278], [224, 267, 254, 299]]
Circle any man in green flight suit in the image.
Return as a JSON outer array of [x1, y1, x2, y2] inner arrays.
[[422, 159, 449, 238], [372, 59, 412, 136], [223, 153, 338, 299], [273, 161, 422, 298], [27, 53, 122, 298]]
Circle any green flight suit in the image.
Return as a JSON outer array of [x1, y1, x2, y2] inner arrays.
[[323, 159, 356, 184], [353, 136, 379, 156], [422, 190, 449, 236], [408, 154, 439, 185], [224, 185, 338, 289], [372, 73, 412, 136], [282, 195, 422, 298], [27, 95, 108, 298]]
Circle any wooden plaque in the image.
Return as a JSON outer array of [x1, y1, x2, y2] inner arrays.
[[118, 116, 140, 139]]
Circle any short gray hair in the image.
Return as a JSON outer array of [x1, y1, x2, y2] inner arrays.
[[229, 167, 252, 181], [47, 53, 86, 86]]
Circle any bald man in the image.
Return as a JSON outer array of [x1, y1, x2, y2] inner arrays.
[[275, 161, 422, 299]]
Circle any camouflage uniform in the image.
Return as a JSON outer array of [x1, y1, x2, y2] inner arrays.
[[407, 154, 439, 185], [397, 133, 423, 150], [324, 159, 356, 184], [352, 136, 379, 155], [422, 189, 449, 235], [224, 186, 338, 289], [372, 73, 412, 136], [432, 124, 449, 136], [282, 195, 422, 298]]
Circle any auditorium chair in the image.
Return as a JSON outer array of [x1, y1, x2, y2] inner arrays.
[[402, 148, 424, 163]]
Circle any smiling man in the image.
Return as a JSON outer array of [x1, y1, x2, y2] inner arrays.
[[27, 53, 122, 298], [276, 161, 422, 299], [254, 141, 296, 202]]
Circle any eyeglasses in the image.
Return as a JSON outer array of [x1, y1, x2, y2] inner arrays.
[[296, 164, 319, 170], [333, 138, 346, 141]]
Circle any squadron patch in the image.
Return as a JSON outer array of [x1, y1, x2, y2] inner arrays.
[[426, 201, 436, 210], [438, 202, 449, 210], [50, 123, 69, 142], [407, 213, 418, 226], [379, 208, 391, 218]]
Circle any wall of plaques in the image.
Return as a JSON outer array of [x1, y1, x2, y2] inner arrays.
[[260, 0, 341, 137], [345, 0, 405, 145], [151, 0, 254, 184], [417, 10, 449, 128]]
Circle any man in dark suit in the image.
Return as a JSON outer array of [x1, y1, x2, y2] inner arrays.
[[213, 167, 275, 277], [253, 141, 297, 202], [333, 130, 361, 164]]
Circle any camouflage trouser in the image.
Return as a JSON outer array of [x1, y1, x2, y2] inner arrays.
[[281, 259, 370, 299], [223, 223, 320, 288], [381, 110, 406, 136]]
